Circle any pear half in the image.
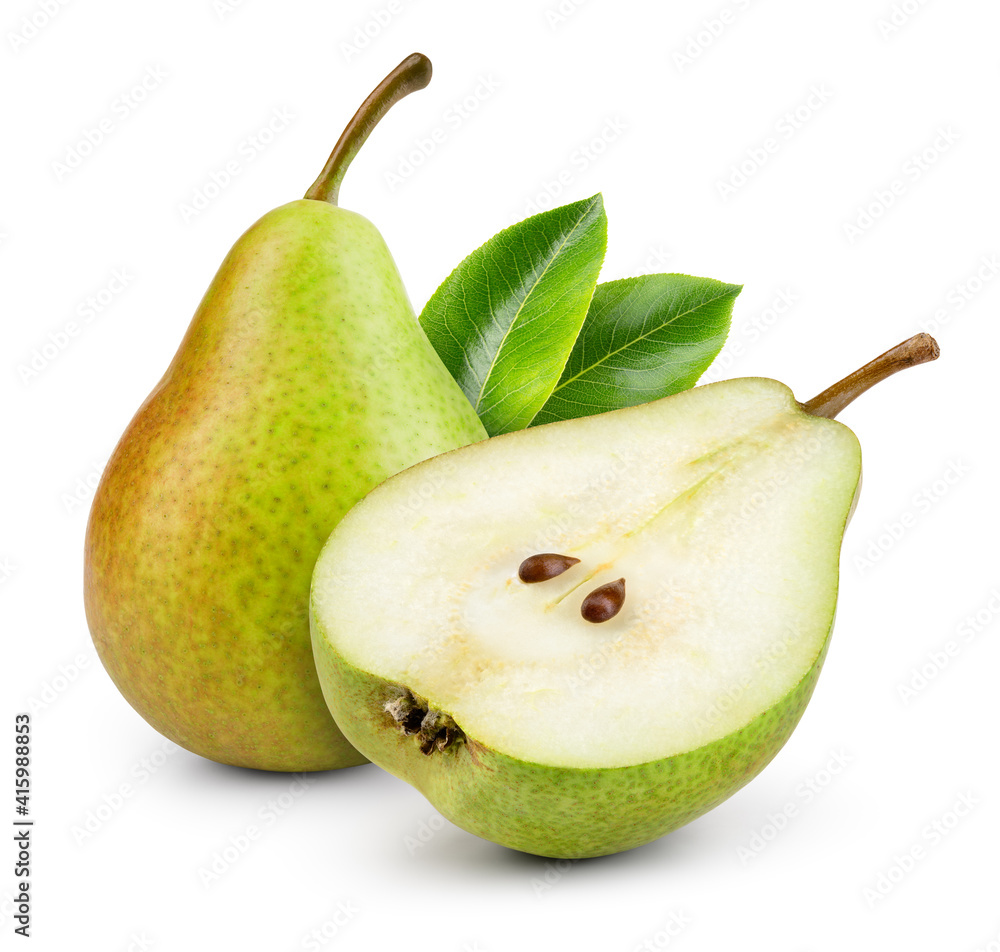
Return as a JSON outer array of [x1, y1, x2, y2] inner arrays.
[[311, 337, 938, 858]]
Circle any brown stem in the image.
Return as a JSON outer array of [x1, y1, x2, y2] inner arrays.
[[304, 53, 432, 206], [802, 333, 940, 420]]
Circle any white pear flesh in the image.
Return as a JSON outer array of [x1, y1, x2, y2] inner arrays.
[[312, 378, 861, 770]]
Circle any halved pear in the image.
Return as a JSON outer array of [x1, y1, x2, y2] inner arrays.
[[310, 335, 938, 858]]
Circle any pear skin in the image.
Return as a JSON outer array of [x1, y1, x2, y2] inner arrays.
[[85, 56, 487, 771]]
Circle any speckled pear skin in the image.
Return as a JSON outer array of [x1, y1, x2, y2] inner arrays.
[[313, 637, 830, 857], [84, 199, 488, 772]]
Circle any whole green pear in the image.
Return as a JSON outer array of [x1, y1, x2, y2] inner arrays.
[[311, 334, 938, 854], [84, 55, 487, 771]]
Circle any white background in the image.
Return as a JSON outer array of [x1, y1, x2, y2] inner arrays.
[[3, 0, 999, 948]]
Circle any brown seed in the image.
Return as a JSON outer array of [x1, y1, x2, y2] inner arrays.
[[518, 553, 581, 583], [581, 578, 626, 623]]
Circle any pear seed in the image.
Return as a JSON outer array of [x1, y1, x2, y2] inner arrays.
[[518, 553, 581, 584], [581, 578, 626, 623]]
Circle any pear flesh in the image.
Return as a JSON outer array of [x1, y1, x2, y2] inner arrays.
[[311, 378, 861, 855], [85, 199, 487, 771]]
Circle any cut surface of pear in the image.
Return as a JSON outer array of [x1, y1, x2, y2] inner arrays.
[[312, 377, 858, 854]]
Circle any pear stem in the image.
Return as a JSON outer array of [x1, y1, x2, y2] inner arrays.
[[802, 333, 940, 420], [304, 52, 432, 206]]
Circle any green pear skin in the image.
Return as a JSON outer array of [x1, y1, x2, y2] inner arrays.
[[84, 199, 487, 771], [315, 642, 828, 858]]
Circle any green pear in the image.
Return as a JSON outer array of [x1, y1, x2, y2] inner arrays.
[[84, 54, 487, 772], [311, 334, 939, 856]]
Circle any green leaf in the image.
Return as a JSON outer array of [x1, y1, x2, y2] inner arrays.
[[420, 194, 607, 436], [531, 274, 740, 426]]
